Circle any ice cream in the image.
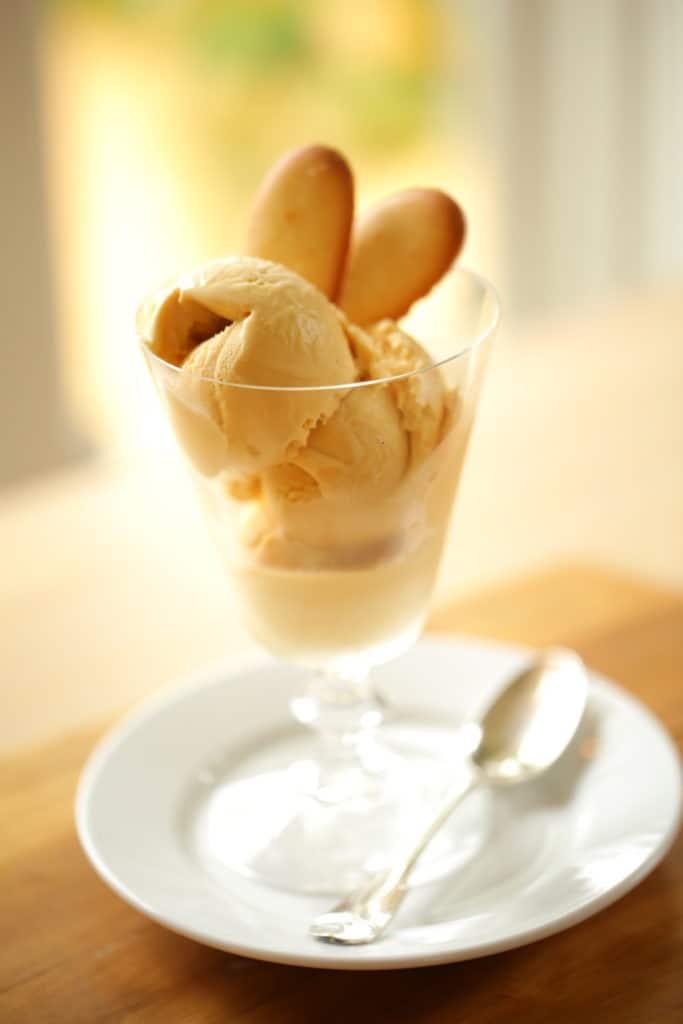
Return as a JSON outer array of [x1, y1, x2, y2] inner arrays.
[[143, 259, 463, 663], [345, 317, 448, 465], [254, 316, 453, 561], [146, 258, 357, 477], [139, 144, 474, 666], [146, 260, 450, 544]]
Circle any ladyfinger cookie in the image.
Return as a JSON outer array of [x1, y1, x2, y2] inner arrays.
[[245, 144, 354, 299], [337, 188, 465, 325]]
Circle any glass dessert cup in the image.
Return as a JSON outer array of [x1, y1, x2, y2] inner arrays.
[[142, 267, 499, 894]]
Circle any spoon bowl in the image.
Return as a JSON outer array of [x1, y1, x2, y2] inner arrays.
[[472, 649, 588, 783]]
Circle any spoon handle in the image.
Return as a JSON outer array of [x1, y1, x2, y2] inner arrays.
[[310, 766, 479, 945]]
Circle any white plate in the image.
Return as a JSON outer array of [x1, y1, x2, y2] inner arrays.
[[76, 637, 682, 970]]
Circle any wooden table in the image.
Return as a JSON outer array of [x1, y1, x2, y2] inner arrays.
[[2, 565, 681, 1022]]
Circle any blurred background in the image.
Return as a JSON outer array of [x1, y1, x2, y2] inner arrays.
[[1, 1, 682, 741]]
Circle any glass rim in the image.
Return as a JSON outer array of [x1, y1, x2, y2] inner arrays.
[[139, 265, 500, 393]]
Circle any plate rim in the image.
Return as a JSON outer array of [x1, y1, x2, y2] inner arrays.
[[75, 636, 683, 971]]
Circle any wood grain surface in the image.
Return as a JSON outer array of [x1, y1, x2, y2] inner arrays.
[[2, 565, 681, 1023]]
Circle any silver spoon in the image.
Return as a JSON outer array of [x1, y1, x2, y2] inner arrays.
[[310, 648, 589, 945]]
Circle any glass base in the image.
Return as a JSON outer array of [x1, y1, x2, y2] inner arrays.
[[188, 720, 491, 895]]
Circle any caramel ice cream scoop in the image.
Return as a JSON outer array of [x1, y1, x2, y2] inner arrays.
[[146, 257, 357, 476], [258, 318, 448, 559], [289, 384, 409, 500], [346, 318, 447, 465]]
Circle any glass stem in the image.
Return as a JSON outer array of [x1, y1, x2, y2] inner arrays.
[[290, 668, 388, 803]]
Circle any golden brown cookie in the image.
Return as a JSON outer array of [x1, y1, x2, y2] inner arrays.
[[337, 188, 465, 325], [245, 144, 354, 298]]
